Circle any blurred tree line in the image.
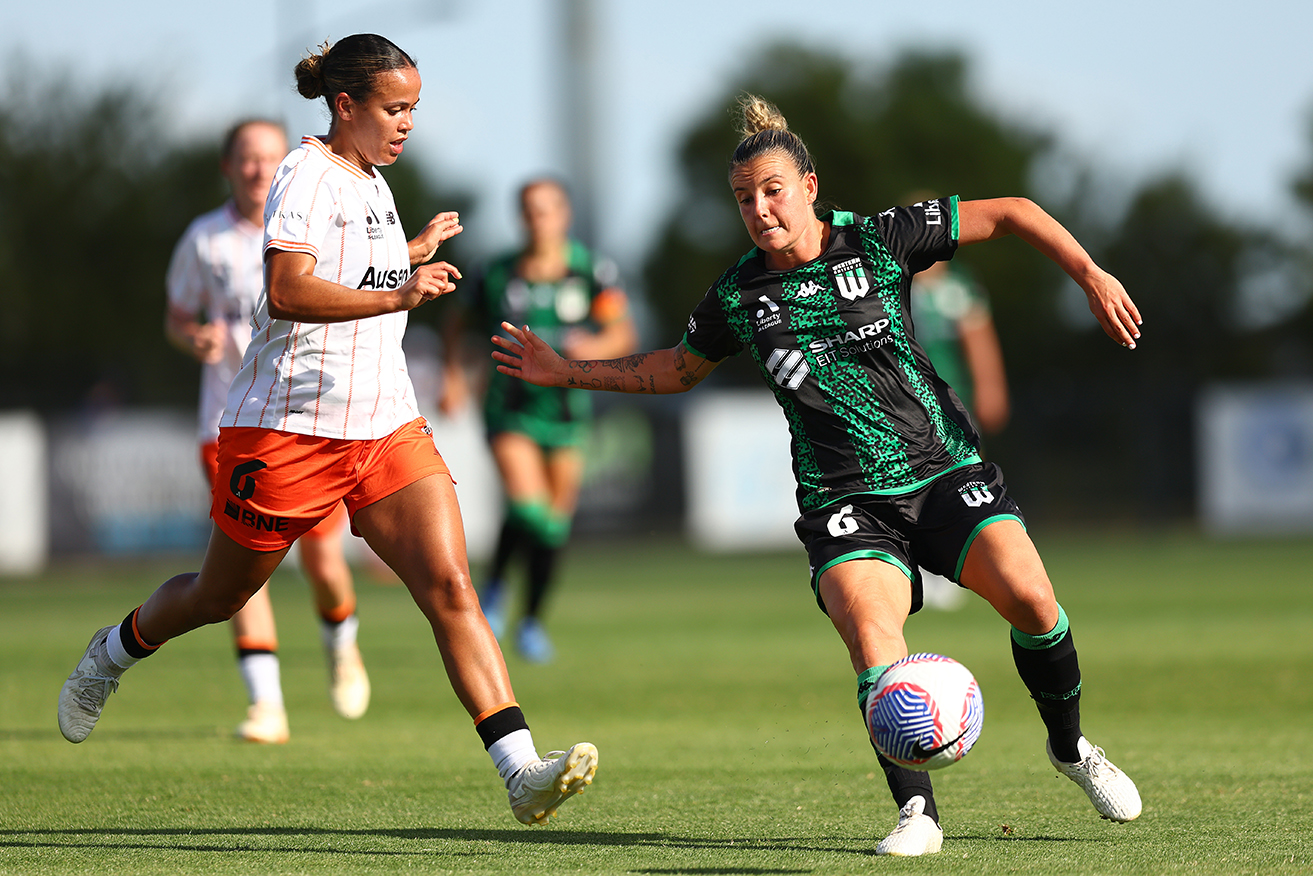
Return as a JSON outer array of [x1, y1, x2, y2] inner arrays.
[[0, 67, 468, 414], [640, 45, 1313, 523], [3, 47, 1312, 523]]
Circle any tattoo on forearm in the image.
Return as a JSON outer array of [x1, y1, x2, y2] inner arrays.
[[678, 357, 710, 387], [558, 346, 703, 395]]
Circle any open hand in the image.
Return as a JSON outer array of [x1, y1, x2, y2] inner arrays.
[[410, 212, 463, 265], [1084, 268, 1143, 349], [491, 322, 565, 387]]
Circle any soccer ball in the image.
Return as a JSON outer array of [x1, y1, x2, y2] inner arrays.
[[865, 653, 983, 771]]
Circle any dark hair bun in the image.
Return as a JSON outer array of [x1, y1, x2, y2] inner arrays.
[[293, 42, 331, 100]]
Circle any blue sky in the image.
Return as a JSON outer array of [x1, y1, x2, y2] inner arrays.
[[6, 0, 1312, 267]]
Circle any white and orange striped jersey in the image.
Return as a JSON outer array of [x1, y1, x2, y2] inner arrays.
[[222, 136, 420, 439], [166, 201, 263, 443]]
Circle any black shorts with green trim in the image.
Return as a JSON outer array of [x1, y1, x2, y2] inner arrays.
[[793, 461, 1024, 616]]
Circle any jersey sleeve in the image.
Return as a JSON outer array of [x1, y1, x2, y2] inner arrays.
[[165, 220, 207, 316], [875, 195, 960, 275], [263, 158, 338, 261], [681, 279, 741, 362]]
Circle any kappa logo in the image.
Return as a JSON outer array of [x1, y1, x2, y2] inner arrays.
[[766, 348, 809, 390], [796, 279, 825, 299], [959, 481, 995, 508], [831, 257, 870, 300]]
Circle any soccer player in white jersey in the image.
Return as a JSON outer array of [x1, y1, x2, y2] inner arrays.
[[61, 34, 597, 827], [165, 118, 370, 745]]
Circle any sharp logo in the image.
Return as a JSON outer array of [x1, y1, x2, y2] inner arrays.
[[808, 320, 890, 353], [832, 257, 870, 301], [766, 348, 809, 390], [960, 481, 995, 507], [808, 319, 894, 367]]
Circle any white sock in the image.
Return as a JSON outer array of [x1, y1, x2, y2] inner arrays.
[[320, 613, 359, 653], [104, 625, 144, 671], [488, 728, 538, 785], [238, 653, 284, 707]]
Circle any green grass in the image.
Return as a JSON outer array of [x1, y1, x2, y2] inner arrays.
[[2, 530, 1312, 874]]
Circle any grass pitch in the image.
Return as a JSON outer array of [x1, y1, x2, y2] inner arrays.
[[2, 529, 1311, 874]]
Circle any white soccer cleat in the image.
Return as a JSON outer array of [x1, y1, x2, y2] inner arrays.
[[57, 626, 125, 743], [1048, 736, 1142, 822], [328, 642, 371, 719], [236, 701, 290, 744], [875, 794, 943, 856], [507, 742, 598, 825]]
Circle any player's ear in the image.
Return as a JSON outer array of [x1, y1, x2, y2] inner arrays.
[[334, 92, 354, 122]]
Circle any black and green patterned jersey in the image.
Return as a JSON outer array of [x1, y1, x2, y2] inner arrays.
[[467, 240, 624, 444], [682, 197, 982, 512]]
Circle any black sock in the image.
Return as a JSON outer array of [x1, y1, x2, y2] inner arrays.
[[488, 519, 523, 585], [475, 705, 529, 750], [877, 752, 938, 824], [858, 669, 938, 824], [117, 608, 160, 659], [1012, 624, 1083, 763], [525, 544, 560, 619]]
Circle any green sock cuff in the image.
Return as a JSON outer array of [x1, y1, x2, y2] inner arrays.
[[1011, 604, 1070, 651], [857, 664, 892, 710], [507, 499, 550, 536], [507, 500, 571, 547], [541, 510, 572, 548]]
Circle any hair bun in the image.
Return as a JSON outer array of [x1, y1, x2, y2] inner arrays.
[[293, 40, 332, 100], [737, 94, 788, 138]]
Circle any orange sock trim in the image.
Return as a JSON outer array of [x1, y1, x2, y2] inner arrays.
[[131, 607, 166, 650], [319, 597, 356, 625], [472, 701, 520, 725], [234, 636, 278, 653]]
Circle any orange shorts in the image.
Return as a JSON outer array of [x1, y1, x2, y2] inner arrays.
[[201, 441, 348, 540], [209, 418, 450, 551]]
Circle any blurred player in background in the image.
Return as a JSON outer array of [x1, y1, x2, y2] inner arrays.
[[165, 118, 369, 743], [910, 260, 1009, 437], [909, 240, 1010, 610], [440, 178, 636, 663], [62, 33, 597, 826], [492, 94, 1142, 854]]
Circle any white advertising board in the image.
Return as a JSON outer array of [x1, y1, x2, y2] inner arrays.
[[0, 411, 47, 574], [682, 391, 797, 551], [1197, 383, 1313, 534]]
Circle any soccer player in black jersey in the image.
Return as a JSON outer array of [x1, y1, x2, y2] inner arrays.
[[491, 94, 1143, 856]]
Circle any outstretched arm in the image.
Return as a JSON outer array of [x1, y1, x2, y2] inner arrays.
[[492, 322, 717, 395], [958, 197, 1142, 349]]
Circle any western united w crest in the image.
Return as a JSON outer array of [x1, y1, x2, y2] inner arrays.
[[959, 481, 994, 507], [831, 257, 870, 300]]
